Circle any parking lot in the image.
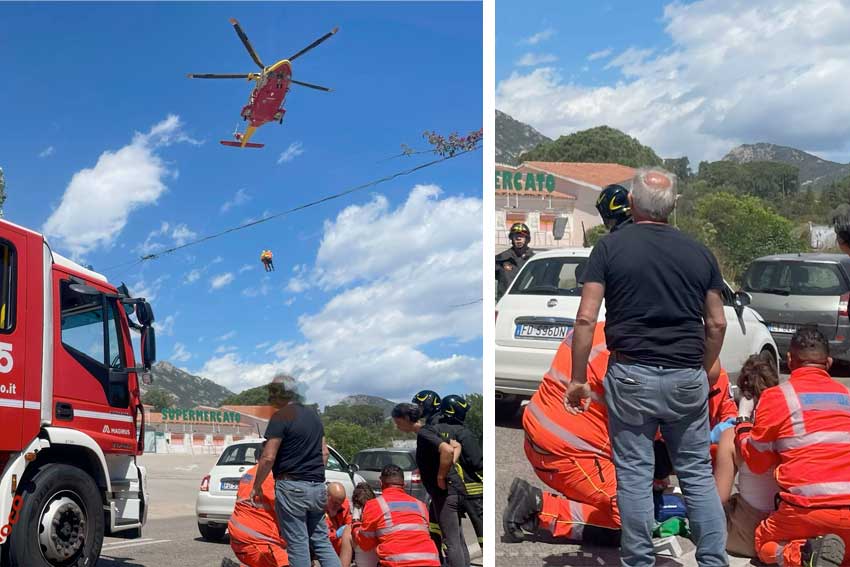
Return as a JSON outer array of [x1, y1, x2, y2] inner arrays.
[[97, 453, 481, 567], [495, 370, 850, 567]]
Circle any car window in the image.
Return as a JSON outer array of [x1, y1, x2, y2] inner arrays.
[[743, 261, 849, 296], [217, 444, 261, 466], [327, 450, 344, 472], [509, 257, 588, 297], [354, 452, 380, 471]]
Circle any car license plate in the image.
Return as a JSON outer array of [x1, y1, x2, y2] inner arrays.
[[220, 479, 240, 491], [768, 323, 796, 334], [515, 323, 569, 340]]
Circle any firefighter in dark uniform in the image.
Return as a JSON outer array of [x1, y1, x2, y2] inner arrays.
[[435, 395, 483, 552], [412, 390, 447, 563], [495, 222, 534, 301], [595, 184, 633, 233]]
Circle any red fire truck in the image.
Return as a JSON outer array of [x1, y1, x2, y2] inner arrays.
[[0, 218, 155, 566]]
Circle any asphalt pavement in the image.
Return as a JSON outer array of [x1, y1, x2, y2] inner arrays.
[[494, 369, 850, 567], [97, 453, 482, 566]]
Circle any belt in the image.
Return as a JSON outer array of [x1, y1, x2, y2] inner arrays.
[[274, 473, 324, 483], [611, 351, 697, 370]]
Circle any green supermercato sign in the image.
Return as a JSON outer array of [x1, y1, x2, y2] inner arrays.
[[495, 170, 556, 193], [161, 408, 241, 423]]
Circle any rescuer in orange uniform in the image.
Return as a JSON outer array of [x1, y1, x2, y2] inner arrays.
[[503, 321, 621, 544], [736, 327, 850, 567], [325, 482, 353, 567], [261, 250, 274, 272], [228, 459, 289, 567], [352, 464, 441, 567]]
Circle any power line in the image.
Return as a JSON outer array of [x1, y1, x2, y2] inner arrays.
[[448, 298, 483, 308], [104, 145, 479, 274]]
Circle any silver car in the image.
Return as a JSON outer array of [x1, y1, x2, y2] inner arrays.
[[351, 447, 429, 504], [741, 253, 850, 361]]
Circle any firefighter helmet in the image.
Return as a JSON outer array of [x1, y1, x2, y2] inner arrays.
[[439, 394, 469, 424], [595, 184, 632, 231], [508, 222, 531, 242], [412, 390, 441, 419]]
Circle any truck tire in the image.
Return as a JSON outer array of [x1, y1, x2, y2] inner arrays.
[[7, 463, 104, 567], [198, 522, 227, 541]]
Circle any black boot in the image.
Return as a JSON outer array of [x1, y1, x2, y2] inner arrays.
[[503, 478, 542, 541], [802, 534, 845, 567]]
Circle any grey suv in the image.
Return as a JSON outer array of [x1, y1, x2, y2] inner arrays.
[[741, 253, 850, 360], [351, 447, 429, 504]]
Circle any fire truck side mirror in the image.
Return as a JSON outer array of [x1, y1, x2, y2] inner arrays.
[[141, 326, 157, 370], [136, 302, 155, 327]]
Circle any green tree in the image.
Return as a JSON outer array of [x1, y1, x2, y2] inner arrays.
[[220, 380, 304, 406], [663, 157, 691, 180], [585, 224, 608, 247], [323, 404, 385, 428], [464, 393, 483, 444], [519, 126, 663, 168], [680, 192, 806, 282], [143, 388, 175, 411]]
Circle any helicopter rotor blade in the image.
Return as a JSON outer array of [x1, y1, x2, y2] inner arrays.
[[230, 17, 265, 69], [287, 26, 339, 63], [290, 79, 333, 92], [187, 73, 252, 79]]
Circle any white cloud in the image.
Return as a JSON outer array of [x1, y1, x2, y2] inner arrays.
[[255, 341, 271, 350], [184, 269, 202, 284], [171, 342, 192, 363], [42, 115, 199, 259], [277, 141, 304, 164], [210, 273, 234, 290], [496, 0, 850, 163], [192, 185, 483, 406], [284, 297, 296, 306], [39, 146, 54, 158], [217, 331, 237, 342], [129, 275, 169, 303], [242, 276, 272, 297], [516, 53, 558, 67], [171, 224, 196, 245], [522, 28, 555, 45], [215, 345, 239, 354], [137, 221, 197, 256], [221, 188, 251, 213], [587, 47, 613, 61], [239, 264, 255, 273], [153, 314, 176, 337]]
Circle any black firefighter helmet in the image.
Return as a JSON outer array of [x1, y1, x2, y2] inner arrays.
[[412, 390, 441, 420], [595, 184, 632, 232], [439, 394, 469, 424]]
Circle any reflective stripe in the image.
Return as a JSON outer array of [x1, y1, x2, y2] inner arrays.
[[788, 482, 850, 497], [428, 522, 442, 535], [229, 518, 280, 545], [387, 501, 422, 513], [589, 342, 608, 363], [526, 400, 606, 457], [384, 552, 440, 562], [780, 382, 806, 436], [744, 437, 774, 452], [774, 431, 850, 452], [568, 499, 584, 523], [776, 544, 785, 566], [563, 330, 574, 347], [376, 523, 429, 536], [548, 365, 570, 386], [376, 497, 393, 527]]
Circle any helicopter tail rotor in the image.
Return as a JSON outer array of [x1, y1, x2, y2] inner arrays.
[[287, 26, 339, 63], [230, 17, 265, 69]]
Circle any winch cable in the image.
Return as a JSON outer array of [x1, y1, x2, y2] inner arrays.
[[103, 144, 479, 274]]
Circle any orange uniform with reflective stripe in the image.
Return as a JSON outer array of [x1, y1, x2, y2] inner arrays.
[[736, 367, 850, 565], [352, 487, 439, 567], [228, 465, 289, 567], [326, 498, 352, 555], [522, 323, 620, 539], [709, 369, 737, 428]]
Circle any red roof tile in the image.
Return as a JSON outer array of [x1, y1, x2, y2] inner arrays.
[[523, 162, 635, 188]]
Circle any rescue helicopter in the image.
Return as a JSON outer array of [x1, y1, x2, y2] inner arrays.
[[188, 18, 338, 149]]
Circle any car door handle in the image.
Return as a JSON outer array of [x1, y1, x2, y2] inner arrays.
[[55, 402, 74, 421]]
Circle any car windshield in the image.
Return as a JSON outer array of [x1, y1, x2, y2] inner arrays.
[[354, 451, 416, 472], [743, 261, 849, 297], [509, 257, 589, 297], [217, 443, 262, 466]]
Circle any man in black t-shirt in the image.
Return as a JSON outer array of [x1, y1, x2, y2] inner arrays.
[[251, 379, 340, 567], [566, 168, 729, 567]]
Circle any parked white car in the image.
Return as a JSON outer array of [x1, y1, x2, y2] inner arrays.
[[495, 247, 779, 417], [196, 439, 367, 541]]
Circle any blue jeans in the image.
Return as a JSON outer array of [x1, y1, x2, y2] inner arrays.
[[275, 479, 341, 567], [605, 362, 728, 567]]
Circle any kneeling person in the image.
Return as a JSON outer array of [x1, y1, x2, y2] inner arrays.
[[325, 482, 353, 567], [228, 458, 289, 567]]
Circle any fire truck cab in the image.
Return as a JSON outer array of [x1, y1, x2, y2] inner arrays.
[[0, 218, 155, 566]]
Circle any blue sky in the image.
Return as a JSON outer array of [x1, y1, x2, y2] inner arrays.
[[0, 2, 483, 406], [496, 0, 850, 165]]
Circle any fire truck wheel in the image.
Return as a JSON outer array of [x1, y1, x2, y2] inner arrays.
[[197, 522, 227, 541], [8, 463, 104, 567]]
